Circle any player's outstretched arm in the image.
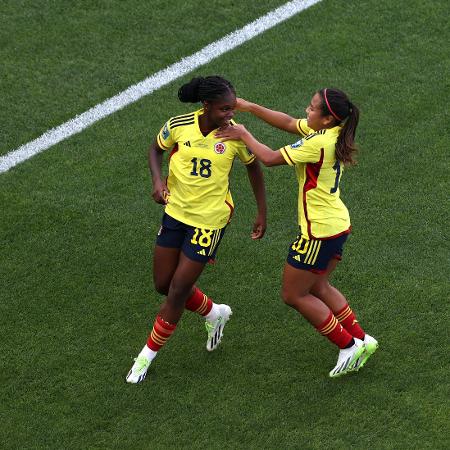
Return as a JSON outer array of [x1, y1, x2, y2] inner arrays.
[[216, 125, 286, 167], [236, 98, 299, 135]]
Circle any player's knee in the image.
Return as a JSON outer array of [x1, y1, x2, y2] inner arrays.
[[281, 287, 296, 307], [281, 285, 312, 308], [168, 278, 193, 302], [154, 280, 170, 296], [311, 283, 328, 300]]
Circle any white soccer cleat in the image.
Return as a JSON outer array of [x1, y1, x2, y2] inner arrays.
[[329, 338, 365, 378], [126, 354, 151, 384], [205, 304, 232, 352], [353, 334, 379, 371]]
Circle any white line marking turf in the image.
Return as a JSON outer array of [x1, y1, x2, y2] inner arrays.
[[0, 0, 321, 173]]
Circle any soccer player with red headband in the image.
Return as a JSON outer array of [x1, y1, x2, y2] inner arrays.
[[216, 88, 378, 378]]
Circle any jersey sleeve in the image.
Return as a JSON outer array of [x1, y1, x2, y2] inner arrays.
[[279, 135, 321, 166], [296, 118, 312, 137], [236, 142, 256, 165], [156, 119, 176, 150]]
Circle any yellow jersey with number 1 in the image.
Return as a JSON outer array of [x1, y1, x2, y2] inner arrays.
[[279, 118, 351, 239], [156, 108, 255, 229]]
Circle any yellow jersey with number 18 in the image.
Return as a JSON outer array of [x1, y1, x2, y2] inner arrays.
[[156, 108, 255, 229], [279, 118, 351, 239]]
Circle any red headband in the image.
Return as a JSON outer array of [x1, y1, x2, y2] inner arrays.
[[324, 88, 342, 121]]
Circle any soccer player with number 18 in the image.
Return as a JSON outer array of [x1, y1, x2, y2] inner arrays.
[[126, 76, 267, 383]]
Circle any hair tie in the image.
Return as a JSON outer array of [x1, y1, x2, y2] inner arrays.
[[348, 101, 353, 114], [324, 88, 342, 121]]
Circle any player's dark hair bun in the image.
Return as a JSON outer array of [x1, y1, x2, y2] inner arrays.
[[178, 75, 235, 104], [178, 77, 204, 103]]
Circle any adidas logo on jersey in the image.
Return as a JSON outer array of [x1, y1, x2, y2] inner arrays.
[[197, 249, 206, 256], [183, 141, 191, 147]]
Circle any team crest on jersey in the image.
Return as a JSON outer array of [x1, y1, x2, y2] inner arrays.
[[290, 139, 304, 149], [214, 142, 226, 154], [162, 123, 170, 139]]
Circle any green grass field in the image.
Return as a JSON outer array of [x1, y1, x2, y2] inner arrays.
[[1, 0, 449, 448]]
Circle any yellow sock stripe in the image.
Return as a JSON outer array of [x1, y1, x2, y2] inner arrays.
[[154, 322, 175, 335], [319, 316, 338, 335], [321, 319, 338, 335], [336, 310, 352, 322], [152, 321, 175, 344], [305, 240, 318, 264], [335, 305, 350, 318], [203, 294, 210, 313], [194, 296, 204, 314], [336, 307, 352, 322], [196, 294, 209, 315], [320, 319, 337, 335], [150, 330, 167, 346], [310, 240, 322, 265]]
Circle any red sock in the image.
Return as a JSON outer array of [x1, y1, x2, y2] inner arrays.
[[185, 287, 213, 316], [335, 304, 365, 340], [316, 312, 353, 349], [146, 315, 177, 351]]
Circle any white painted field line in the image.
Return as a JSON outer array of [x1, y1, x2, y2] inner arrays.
[[0, 0, 322, 174]]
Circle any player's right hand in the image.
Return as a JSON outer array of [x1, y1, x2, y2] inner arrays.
[[215, 124, 247, 141], [152, 182, 170, 205], [235, 98, 252, 112]]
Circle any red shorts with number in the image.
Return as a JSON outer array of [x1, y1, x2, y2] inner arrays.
[[286, 231, 350, 274], [156, 213, 226, 263]]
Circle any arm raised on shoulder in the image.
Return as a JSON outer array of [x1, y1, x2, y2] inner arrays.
[[236, 98, 299, 135], [215, 125, 286, 167]]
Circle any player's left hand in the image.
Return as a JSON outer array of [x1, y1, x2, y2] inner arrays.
[[251, 214, 266, 240], [215, 124, 247, 141]]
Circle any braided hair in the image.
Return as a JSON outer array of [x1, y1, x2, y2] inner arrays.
[[178, 76, 235, 104], [318, 88, 360, 165]]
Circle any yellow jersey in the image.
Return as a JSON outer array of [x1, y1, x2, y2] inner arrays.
[[156, 109, 255, 229], [279, 118, 351, 239]]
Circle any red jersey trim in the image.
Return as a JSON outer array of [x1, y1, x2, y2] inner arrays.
[[312, 226, 352, 241], [225, 199, 234, 223], [303, 149, 324, 238], [168, 143, 179, 160]]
